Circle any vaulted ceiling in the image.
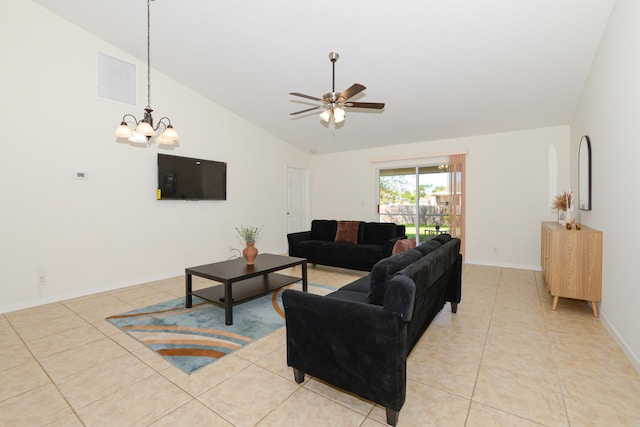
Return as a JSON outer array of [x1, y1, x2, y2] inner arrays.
[[34, 0, 615, 154]]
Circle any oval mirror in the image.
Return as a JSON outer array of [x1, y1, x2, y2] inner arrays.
[[578, 135, 592, 210]]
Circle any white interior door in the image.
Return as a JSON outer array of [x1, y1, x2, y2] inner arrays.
[[286, 167, 308, 234]]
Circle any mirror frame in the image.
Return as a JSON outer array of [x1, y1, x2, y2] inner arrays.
[[578, 135, 592, 210]]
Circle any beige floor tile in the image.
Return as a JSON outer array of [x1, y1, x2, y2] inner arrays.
[[417, 324, 486, 364], [12, 311, 90, 342], [26, 323, 105, 359], [63, 293, 137, 324], [407, 345, 480, 398], [76, 374, 192, 426], [368, 380, 470, 427], [303, 378, 375, 416], [0, 315, 23, 347], [39, 337, 128, 381], [561, 374, 640, 425], [5, 302, 74, 328], [255, 342, 296, 382], [0, 383, 74, 426], [56, 353, 156, 410], [0, 341, 36, 371], [234, 326, 286, 363], [482, 333, 558, 383], [466, 401, 546, 426], [198, 364, 299, 427], [160, 353, 252, 397], [473, 364, 568, 427], [430, 307, 491, 337], [0, 359, 50, 401], [257, 387, 366, 426], [149, 399, 233, 426]]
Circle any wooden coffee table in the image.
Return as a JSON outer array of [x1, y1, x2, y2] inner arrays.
[[185, 253, 307, 325]]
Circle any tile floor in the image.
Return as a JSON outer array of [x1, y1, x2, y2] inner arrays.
[[1, 264, 639, 426]]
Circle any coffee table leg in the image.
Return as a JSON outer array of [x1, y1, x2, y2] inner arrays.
[[224, 280, 233, 325], [185, 273, 193, 308], [302, 261, 308, 292]]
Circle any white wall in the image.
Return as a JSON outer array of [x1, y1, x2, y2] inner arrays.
[[310, 126, 570, 270], [0, 0, 309, 312], [570, 0, 640, 370]]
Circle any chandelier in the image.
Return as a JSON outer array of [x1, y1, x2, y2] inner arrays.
[[115, 0, 178, 145]]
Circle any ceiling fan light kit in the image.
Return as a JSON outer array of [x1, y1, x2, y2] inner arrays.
[[115, 0, 179, 146], [289, 52, 385, 126]]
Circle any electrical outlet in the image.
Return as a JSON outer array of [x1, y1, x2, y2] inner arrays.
[[37, 270, 46, 287]]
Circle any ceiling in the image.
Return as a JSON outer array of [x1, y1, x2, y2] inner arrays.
[[33, 0, 615, 155]]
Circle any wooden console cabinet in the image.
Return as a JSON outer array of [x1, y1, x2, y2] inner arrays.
[[541, 221, 602, 317]]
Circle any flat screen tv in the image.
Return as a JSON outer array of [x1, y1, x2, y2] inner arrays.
[[157, 154, 227, 200]]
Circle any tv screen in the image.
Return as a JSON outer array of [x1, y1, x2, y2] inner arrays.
[[157, 154, 227, 200]]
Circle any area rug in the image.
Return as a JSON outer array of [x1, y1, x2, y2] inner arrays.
[[107, 282, 331, 374]]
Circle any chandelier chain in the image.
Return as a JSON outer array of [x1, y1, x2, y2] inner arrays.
[[146, 0, 151, 108]]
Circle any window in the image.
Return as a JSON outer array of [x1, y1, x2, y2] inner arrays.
[[377, 155, 465, 253]]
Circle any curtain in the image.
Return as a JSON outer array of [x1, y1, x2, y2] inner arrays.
[[448, 154, 465, 256]]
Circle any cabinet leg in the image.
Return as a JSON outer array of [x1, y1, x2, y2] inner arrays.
[[552, 296, 559, 311], [591, 301, 599, 318]]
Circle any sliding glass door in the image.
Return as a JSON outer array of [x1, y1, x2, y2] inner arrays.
[[378, 157, 464, 250]]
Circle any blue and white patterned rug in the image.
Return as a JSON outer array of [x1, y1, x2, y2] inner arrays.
[[107, 282, 330, 374]]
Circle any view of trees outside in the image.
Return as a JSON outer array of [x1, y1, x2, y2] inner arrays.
[[379, 167, 450, 238]]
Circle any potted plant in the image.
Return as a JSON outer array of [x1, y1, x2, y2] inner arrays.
[[235, 225, 263, 265]]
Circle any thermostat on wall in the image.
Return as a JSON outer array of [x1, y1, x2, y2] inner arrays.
[[73, 171, 88, 180]]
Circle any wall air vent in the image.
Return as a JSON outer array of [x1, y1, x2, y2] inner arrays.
[[97, 52, 135, 105]]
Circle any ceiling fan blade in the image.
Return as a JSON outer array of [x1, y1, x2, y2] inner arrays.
[[338, 83, 366, 101], [344, 101, 385, 109], [290, 105, 324, 115], [289, 92, 323, 102]]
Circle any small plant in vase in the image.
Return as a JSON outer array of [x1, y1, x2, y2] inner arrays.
[[235, 225, 263, 265]]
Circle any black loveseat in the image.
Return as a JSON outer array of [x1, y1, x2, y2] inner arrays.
[[282, 235, 462, 426], [287, 219, 406, 271]]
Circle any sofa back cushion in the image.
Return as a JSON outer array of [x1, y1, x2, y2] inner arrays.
[[400, 239, 461, 293], [368, 248, 424, 305], [310, 220, 337, 241], [363, 222, 398, 245], [415, 239, 442, 255]]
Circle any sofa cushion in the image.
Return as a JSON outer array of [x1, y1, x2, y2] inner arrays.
[[335, 220, 361, 244], [368, 248, 424, 305], [415, 239, 442, 256], [363, 222, 398, 245], [432, 233, 452, 244], [339, 275, 371, 293], [310, 220, 337, 241]]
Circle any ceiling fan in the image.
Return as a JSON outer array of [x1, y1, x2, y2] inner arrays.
[[289, 52, 385, 125]]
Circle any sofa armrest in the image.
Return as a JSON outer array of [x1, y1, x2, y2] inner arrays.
[[287, 230, 311, 255], [383, 235, 407, 258], [384, 275, 416, 321], [282, 289, 409, 411]]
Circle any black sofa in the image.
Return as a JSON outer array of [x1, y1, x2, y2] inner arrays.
[[287, 219, 406, 271], [282, 235, 462, 426]]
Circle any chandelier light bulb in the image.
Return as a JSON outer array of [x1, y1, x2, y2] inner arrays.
[[333, 107, 346, 123]]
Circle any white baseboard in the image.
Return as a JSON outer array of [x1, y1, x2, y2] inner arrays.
[[464, 259, 542, 271], [599, 311, 640, 373], [0, 270, 183, 315]]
